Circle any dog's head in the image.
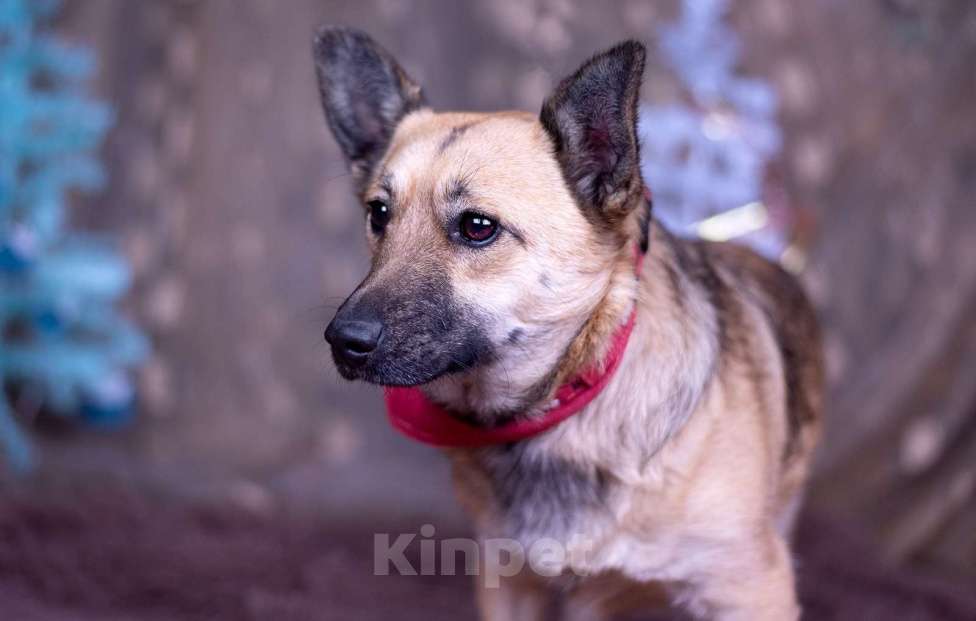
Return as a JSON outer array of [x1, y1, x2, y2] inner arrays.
[[316, 28, 647, 415]]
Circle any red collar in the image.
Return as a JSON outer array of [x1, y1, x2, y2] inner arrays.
[[384, 243, 645, 448]]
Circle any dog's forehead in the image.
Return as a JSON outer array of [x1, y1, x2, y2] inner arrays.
[[376, 111, 565, 204]]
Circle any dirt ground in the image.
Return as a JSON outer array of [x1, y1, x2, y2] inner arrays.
[[1, 480, 974, 621]]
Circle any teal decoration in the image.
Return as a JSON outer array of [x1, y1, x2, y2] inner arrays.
[[0, 0, 149, 470]]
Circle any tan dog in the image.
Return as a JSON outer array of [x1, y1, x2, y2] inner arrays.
[[315, 27, 823, 621]]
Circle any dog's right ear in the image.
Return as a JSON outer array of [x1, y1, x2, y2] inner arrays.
[[313, 27, 425, 187]]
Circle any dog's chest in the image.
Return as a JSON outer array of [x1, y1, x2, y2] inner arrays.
[[476, 444, 607, 539], [451, 446, 699, 583]]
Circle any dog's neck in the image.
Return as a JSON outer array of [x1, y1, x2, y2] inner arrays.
[[540, 246, 641, 400], [488, 222, 721, 484]]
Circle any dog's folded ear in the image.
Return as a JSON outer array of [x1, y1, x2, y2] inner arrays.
[[541, 40, 646, 221], [313, 27, 425, 187]]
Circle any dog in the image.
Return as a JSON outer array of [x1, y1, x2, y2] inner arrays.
[[315, 27, 823, 621]]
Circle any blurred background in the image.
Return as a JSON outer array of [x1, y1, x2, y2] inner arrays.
[[1, 0, 975, 619]]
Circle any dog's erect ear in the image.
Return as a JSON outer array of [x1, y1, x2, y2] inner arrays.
[[540, 41, 646, 220], [313, 27, 425, 185]]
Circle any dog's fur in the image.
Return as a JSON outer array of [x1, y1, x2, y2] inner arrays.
[[315, 27, 823, 621]]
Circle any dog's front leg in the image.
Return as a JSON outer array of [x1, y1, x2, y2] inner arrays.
[[475, 553, 549, 621], [681, 533, 800, 621]]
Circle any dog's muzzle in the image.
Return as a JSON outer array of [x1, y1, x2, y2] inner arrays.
[[322, 268, 493, 386]]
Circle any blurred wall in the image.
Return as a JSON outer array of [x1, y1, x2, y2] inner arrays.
[[50, 0, 976, 576]]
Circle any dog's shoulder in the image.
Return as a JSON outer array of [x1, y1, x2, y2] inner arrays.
[[696, 237, 825, 461]]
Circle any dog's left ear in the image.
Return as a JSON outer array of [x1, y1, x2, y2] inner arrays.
[[540, 41, 645, 221]]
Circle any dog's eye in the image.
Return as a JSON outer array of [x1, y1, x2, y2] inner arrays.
[[459, 212, 499, 246], [368, 200, 390, 234]]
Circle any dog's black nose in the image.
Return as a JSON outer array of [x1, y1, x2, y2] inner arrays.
[[325, 318, 383, 367]]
